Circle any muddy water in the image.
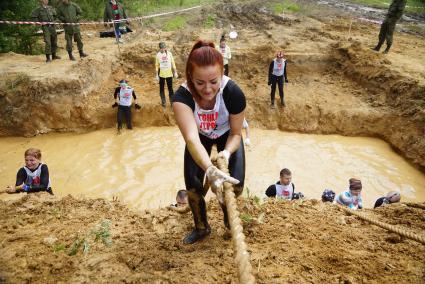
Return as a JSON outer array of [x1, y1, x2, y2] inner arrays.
[[0, 127, 424, 209]]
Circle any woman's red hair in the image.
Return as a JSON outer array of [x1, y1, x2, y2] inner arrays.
[[185, 40, 224, 99]]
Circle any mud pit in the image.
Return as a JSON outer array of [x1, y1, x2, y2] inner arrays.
[[0, 0, 424, 283], [1, 128, 424, 209]]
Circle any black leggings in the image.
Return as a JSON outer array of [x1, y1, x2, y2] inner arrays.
[[159, 77, 173, 106], [270, 75, 284, 105], [183, 131, 245, 230], [224, 64, 229, 76], [117, 105, 132, 129]]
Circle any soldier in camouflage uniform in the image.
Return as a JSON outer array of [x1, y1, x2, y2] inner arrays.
[[373, 0, 407, 54], [31, 0, 61, 63], [57, 0, 88, 61]]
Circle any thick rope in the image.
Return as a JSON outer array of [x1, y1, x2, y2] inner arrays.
[[216, 157, 256, 284], [338, 205, 425, 245], [404, 202, 425, 210]]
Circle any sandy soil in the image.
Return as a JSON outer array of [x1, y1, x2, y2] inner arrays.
[[1, 193, 424, 283], [0, 1, 424, 283]]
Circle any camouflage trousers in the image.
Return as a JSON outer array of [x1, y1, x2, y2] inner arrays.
[[378, 18, 398, 46], [65, 32, 84, 52], [42, 25, 57, 55]]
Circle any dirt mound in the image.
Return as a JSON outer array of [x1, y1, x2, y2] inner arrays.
[[333, 41, 425, 118], [330, 41, 425, 168], [1, 193, 424, 283]]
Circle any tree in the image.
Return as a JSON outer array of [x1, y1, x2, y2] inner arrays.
[[0, 0, 42, 54]]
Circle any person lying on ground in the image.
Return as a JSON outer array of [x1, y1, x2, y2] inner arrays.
[[265, 168, 304, 200], [4, 148, 53, 195], [335, 178, 363, 210], [374, 191, 401, 208], [172, 40, 246, 244], [112, 79, 140, 134]]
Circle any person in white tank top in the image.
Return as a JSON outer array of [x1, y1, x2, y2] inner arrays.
[[4, 148, 52, 195], [265, 168, 304, 200], [268, 51, 289, 108], [173, 40, 247, 244], [112, 79, 140, 134]]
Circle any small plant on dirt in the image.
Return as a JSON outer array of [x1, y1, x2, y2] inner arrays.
[[292, 198, 304, 209], [164, 16, 186, 31], [4, 73, 30, 91], [66, 219, 112, 256], [53, 243, 66, 253], [240, 213, 254, 224], [245, 187, 263, 209], [93, 219, 113, 246], [273, 1, 300, 14], [203, 14, 216, 28]]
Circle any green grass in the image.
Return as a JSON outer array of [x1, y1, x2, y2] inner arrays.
[[65, 219, 112, 256], [203, 14, 216, 28], [240, 213, 254, 223], [163, 16, 186, 31], [347, 0, 425, 14], [272, 1, 301, 14], [127, 0, 215, 17]]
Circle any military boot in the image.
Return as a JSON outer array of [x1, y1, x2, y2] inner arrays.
[[383, 44, 392, 54], [79, 50, 88, 58], [372, 44, 382, 52], [52, 53, 61, 60], [68, 52, 76, 61], [45, 54, 52, 63]]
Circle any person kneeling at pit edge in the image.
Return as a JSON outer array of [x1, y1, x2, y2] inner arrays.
[[374, 191, 401, 209], [112, 79, 141, 134], [335, 178, 363, 210], [2, 148, 53, 195], [265, 168, 304, 200]]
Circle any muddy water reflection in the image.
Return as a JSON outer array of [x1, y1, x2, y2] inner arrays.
[[0, 127, 424, 209]]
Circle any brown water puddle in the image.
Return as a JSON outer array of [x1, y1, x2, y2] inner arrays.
[[0, 127, 424, 209]]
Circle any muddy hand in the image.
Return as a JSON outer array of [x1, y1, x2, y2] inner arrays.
[[5, 185, 17, 194], [217, 150, 230, 164], [206, 165, 239, 203]]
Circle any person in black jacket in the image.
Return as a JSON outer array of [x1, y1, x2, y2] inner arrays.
[[268, 51, 288, 108], [4, 148, 53, 195]]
